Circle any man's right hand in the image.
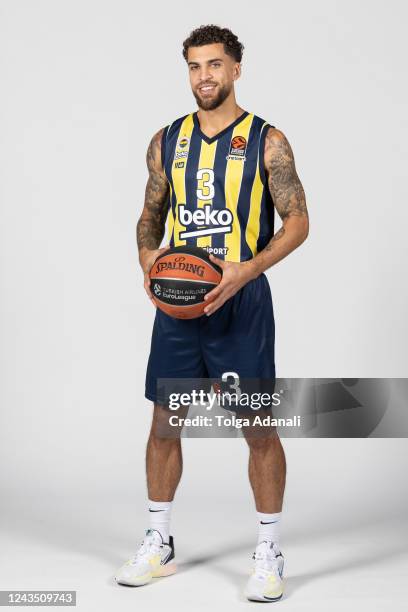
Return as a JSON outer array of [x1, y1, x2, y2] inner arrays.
[[139, 245, 170, 302]]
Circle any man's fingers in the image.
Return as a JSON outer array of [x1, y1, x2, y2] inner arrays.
[[144, 274, 153, 299], [204, 290, 231, 315], [142, 245, 171, 276], [204, 284, 223, 302], [209, 253, 226, 269], [204, 295, 227, 315], [204, 278, 231, 301]]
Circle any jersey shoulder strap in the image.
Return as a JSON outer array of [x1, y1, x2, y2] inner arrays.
[[160, 114, 190, 170], [253, 117, 276, 184]]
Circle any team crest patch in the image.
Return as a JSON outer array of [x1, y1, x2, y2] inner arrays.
[[178, 136, 189, 148], [226, 135, 247, 161], [174, 135, 190, 161]]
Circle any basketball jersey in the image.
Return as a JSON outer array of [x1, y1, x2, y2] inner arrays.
[[161, 111, 275, 262]]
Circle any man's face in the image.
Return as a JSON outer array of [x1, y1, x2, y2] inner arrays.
[[187, 43, 241, 111]]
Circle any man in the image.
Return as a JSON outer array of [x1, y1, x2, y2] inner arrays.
[[115, 25, 308, 602]]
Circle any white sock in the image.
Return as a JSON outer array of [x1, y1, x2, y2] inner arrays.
[[148, 499, 173, 543], [257, 511, 281, 548]]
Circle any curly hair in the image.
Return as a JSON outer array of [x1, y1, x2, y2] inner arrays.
[[182, 25, 244, 63]]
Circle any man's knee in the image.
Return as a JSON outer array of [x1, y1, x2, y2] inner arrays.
[[150, 402, 185, 441], [246, 433, 281, 454]]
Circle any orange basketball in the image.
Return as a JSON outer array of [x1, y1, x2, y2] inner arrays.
[[149, 246, 222, 319]]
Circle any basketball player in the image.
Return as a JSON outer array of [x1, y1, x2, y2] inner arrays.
[[115, 25, 309, 602]]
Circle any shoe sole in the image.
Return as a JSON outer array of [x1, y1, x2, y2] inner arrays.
[[116, 562, 177, 587], [153, 562, 177, 578], [245, 581, 284, 602], [246, 593, 283, 602]]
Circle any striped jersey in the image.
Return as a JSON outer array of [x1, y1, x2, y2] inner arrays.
[[161, 111, 274, 262]]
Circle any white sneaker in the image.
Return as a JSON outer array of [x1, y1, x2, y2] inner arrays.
[[244, 541, 284, 602], [115, 529, 176, 587]]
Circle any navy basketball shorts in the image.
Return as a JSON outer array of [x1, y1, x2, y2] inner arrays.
[[145, 273, 275, 405]]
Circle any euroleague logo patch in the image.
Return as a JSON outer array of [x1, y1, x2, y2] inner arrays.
[[174, 135, 190, 161], [226, 135, 247, 161]]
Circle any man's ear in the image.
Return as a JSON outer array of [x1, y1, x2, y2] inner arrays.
[[233, 63, 242, 81]]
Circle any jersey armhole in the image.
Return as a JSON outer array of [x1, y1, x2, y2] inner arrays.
[[259, 123, 275, 185], [160, 125, 169, 172]]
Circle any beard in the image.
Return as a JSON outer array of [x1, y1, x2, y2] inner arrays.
[[193, 82, 232, 111]]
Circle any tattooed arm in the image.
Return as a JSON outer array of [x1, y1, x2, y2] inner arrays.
[[250, 127, 309, 274], [137, 128, 170, 299], [204, 127, 308, 315]]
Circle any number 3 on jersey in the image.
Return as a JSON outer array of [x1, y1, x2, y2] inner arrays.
[[196, 168, 215, 200]]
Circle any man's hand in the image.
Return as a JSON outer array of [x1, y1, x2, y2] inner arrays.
[[203, 255, 259, 316], [139, 245, 170, 303]]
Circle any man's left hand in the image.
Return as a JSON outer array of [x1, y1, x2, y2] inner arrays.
[[204, 255, 260, 316]]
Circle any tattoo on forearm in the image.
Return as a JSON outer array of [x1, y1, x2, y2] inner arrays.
[[265, 128, 307, 221], [137, 128, 170, 250], [264, 227, 285, 250]]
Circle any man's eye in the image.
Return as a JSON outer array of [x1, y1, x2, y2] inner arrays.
[[212, 63, 221, 68], [190, 65, 198, 71]]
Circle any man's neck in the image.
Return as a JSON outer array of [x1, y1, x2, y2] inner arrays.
[[196, 98, 245, 138]]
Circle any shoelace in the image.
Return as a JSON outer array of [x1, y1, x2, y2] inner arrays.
[[129, 536, 162, 565], [252, 549, 280, 575]]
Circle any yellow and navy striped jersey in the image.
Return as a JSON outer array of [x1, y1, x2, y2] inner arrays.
[[161, 111, 274, 262]]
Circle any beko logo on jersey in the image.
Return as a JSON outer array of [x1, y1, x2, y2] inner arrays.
[[178, 204, 233, 239]]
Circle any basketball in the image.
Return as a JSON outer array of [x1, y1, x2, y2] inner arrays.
[[149, 246, 222, 319]]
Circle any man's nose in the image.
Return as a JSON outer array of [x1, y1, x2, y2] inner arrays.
[[199, 66, 211, 81]]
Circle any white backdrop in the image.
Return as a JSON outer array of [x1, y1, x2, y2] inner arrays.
[[0, 1, 407, 610]]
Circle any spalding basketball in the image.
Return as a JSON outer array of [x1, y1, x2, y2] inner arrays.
[[149, 246, 222, 319]]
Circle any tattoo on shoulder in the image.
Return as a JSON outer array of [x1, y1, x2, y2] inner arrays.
[[137, 128, 170, 250], [265, 128, 307, 221], [146, 129, 163, 174]]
